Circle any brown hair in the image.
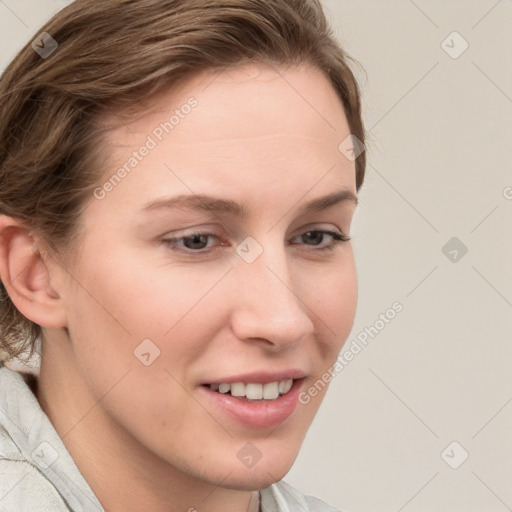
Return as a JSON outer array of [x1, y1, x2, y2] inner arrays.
[[0, 0, 366, 362]]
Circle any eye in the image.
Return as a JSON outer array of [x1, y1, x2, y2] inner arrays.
[[160, 228, 350, 256], [290, 229, 350, 251], [162, 232, 221, 253]]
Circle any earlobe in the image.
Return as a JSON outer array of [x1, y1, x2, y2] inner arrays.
[[0, 216, 67, 328]]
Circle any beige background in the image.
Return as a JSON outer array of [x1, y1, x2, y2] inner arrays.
[[1, 1, 511, 511]]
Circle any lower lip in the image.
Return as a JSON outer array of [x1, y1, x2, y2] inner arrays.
[[199, 380, 303, 430]]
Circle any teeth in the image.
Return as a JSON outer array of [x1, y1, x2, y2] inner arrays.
[[246, 383, 263, 400], [282, 379, 293, 394], [209, 379, 294, 400], [218, 383, 230, 394], [230, 382, 245, 397], [278, 379, 293, 394], [263, 382, 279, 400]]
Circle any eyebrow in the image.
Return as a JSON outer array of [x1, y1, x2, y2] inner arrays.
[[141, 189, 358, 217]]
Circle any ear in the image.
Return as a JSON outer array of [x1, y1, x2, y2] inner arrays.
[[0, 216, 67, 328]]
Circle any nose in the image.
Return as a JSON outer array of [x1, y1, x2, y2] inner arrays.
[[229, 242, 315, 351]]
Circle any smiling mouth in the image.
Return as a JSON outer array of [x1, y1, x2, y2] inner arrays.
[[203, 379, 295, 401]]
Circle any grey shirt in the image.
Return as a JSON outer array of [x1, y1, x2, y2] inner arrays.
[[0, 364, 341, 512]]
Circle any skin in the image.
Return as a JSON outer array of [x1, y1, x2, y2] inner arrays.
[[0, 63, 358, 512]]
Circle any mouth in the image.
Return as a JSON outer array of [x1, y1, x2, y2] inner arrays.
[[203, 379, 294, 401], [199, 374, 306, 429]]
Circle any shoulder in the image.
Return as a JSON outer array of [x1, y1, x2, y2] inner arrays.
[[0, 366, 70, 510], [0, 458, 71, 511], [261, 480, 346, 512], [0, 364, 103, 511]]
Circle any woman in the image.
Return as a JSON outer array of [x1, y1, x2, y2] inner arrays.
[[0, 0, 366, 510]]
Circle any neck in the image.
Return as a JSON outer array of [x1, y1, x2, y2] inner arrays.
[[36, 329, 258, 512]]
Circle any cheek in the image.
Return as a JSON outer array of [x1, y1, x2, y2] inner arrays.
[[61, 257, 206, 434], [302, 253, 357, 350], [62, 250, 230, 380], [332, 263, 357, 333], [66, 251, 198, 336]]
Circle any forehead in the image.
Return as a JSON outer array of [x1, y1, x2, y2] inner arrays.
[[90, 62, 355, 218], [106, 61, 350, 146]]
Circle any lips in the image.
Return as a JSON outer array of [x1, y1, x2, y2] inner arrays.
[[198, 370, 307, 429], [200, 369, 307, 387]]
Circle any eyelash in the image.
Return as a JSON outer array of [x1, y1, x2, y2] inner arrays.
[[161, 229, 350, 256]]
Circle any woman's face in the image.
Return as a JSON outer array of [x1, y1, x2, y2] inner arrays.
[[54, 63, 358, 490]]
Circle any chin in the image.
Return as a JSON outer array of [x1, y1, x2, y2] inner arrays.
[[204, 443, 300, 491], [213, 464, 292, 491]]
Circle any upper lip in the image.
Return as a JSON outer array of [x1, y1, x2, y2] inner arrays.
[[200, 369, 307, 385]]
